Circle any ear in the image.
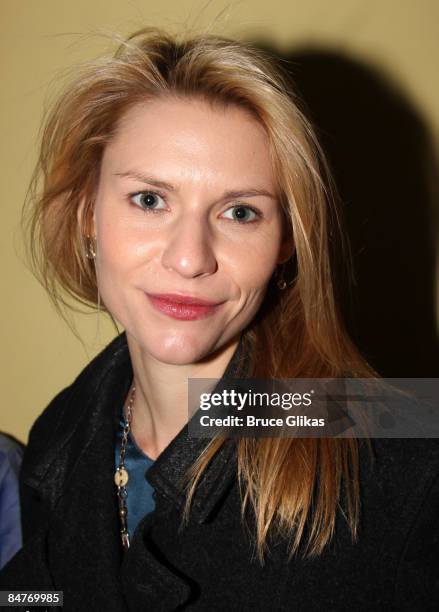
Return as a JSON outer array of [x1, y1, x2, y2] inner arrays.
[[277, 234, 295, 265]]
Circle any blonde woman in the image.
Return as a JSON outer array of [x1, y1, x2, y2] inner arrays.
[[1, 27, 438, 611]]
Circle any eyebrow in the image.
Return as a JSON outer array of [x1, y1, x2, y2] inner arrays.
[[114, 171, 277, 201]]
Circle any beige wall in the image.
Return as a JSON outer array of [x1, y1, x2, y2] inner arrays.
[[2, 0, 438, 443]]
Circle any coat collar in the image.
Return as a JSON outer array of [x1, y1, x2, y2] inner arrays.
[[98, 330, 250, 523]]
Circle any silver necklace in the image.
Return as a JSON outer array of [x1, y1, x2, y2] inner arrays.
[[114, 382, 136, 551]]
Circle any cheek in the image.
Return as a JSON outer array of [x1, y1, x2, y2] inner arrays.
[[93, 220, 135, 308], [99, 240, 125, 269], [95, 215, 140, 272], [235, 267, 272, 296], [228, 236, 279, 291]]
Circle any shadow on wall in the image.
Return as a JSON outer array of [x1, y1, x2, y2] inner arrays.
[[258, 43, 439, 377]]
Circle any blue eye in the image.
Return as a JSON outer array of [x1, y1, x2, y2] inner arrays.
[[222, 205, 260, 223], [130, 191, 166, 211], [129, 192, 262, 224]]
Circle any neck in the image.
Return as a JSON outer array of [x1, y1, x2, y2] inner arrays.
[[124, 332, 241, 460]]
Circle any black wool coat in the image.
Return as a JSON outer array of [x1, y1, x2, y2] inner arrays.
[[1, 331, 439, 611]]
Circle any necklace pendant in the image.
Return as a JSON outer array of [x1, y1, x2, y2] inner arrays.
[[114, 467, 129, 487], [121, 530, 130, 550]]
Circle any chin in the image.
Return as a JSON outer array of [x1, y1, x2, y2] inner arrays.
[[130, 328, 218, 366]]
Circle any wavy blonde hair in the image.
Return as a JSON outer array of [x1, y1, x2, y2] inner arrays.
[[22, 26, 377, 563]]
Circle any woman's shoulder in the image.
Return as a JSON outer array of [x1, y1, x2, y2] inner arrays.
[[361, 436, 439, 481], [359, 437, 439, 503], [357, 437, 439, 555], [362, 438, 439, 606]]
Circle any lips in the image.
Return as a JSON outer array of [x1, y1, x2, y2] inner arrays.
[[147, 292, 220, 306], [145, 293, 223, 321]]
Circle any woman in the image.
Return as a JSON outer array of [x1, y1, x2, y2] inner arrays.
[[1, 27, 438, 610]]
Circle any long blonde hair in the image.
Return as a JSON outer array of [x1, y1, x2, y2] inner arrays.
[[22, 26, 377, 563]]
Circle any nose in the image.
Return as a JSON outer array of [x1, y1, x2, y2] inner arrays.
[[161, 215, 218, 279]]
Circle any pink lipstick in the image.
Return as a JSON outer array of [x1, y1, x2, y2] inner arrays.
[[145, 293, 222, 321]]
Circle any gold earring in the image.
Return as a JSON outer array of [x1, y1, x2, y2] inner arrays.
[[275, 257, 296, 290], [85, 234, 97, 259], [277, 276, 287, 291]]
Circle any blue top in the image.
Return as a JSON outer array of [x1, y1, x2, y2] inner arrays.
[[115, 407, 156, 539], [0, 434, 24, 569]]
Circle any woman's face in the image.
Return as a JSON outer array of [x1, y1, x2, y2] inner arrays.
[[91, 96, 292, 365]]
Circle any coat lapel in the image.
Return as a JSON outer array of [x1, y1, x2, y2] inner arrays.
[[45, 335, 133, 610]]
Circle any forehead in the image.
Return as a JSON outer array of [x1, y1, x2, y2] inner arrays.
[[101, 96, 276, 187]]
